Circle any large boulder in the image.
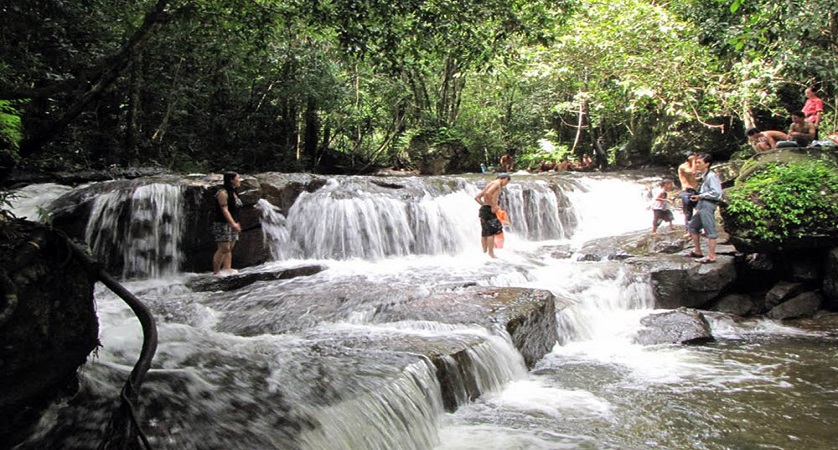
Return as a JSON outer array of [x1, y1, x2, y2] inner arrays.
[[0, 221, 99, 447], [711, 293, 759, 316], [635, 307, 714, 345], [767, 291, 823, 320], [625, 254, 737, 309], [721, 148, 838, 254], [765, 280, 809, 309]]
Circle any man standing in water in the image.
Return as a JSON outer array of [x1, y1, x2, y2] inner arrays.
[[475, 173, 511, 258], [678, 151, 699, 238], [689, 154, 722, 264]]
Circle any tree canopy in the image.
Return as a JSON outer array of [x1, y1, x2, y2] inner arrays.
[[0, 0, 834, 178]]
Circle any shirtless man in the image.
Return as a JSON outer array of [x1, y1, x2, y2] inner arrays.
[[746, 128, 789, 152], [474, 173, 511, 258], [499, 153, 514, 172], [678, 152, 699, 238], [789, 110, 817, 147]]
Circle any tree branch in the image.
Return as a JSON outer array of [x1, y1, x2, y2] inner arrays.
[[19, 0, 176, 157]]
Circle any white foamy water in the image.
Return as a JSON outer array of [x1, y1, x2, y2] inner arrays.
[[7, 182, 74, 221], [564, 175, 658, 245], [85, 183, 185, 279], [11, 173, 838, 450]]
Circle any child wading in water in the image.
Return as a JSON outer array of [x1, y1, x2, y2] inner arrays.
[[651, 179, 675, 234]]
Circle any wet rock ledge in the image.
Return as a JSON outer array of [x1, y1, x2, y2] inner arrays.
[[1, 226, 562, 446], [189, 271, 561, 413]]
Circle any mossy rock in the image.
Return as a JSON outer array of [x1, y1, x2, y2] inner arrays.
[[735, 147, 838, 183], [721, 148, 838, 253]]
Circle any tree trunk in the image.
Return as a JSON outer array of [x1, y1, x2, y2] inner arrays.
[[571, 97, 587, 154], [124, 51, 143, 166], [304, 96, 319, 170]]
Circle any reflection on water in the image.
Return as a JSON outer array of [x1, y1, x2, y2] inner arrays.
[[439, 333, 838, 450]]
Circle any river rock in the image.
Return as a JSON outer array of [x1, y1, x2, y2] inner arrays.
[[634, 307, 714, 345], [575, 230, 685, 262], [254, 172, 329, 216], [370, 286, 560, 369], [185, 264, 327, 292], [767, 291, 823, 320], [765, 280, 808, 310], [711, 293, 759, 317], [627, 254, 736, 309], [822, 248, 838, 310], [721, 148, 838, 254]]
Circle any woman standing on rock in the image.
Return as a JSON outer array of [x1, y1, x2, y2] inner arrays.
[[212, 172, 242, 276]]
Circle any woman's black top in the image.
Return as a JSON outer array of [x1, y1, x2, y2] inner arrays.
[[214, 187, 240, 223]]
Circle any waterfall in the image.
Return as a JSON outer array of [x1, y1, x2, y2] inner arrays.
[[7, 182, 74, 221], [13, 173, 834, 450], [298, 359, 444, 450], [261, 176, 577, 261], [564, 176, 659, 244], [256, 199, 298, 261], [501, 180, 572, 240], [85, 183, 185, 279]]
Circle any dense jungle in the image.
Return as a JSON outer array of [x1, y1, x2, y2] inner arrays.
[[0, 0, 836, 180], [2, 2, 838, 448]]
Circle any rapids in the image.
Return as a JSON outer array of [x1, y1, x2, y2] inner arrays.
[[7, 171, 838, 450]]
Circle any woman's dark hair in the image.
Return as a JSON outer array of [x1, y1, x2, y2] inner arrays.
[[223, 172, 239, 191], [745, 127, 759, 136]]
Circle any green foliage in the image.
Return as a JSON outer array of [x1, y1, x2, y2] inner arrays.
[[724, 160, 838, 243], [0, 100, 22, 167], [672, 0, 838, 129], [1, 0, 833, 176]]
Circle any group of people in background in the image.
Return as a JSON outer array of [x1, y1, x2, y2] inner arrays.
[[651, 151, 722, 264], [493, 152, 599, 174], [532, 153, 595, 173], [746, 87, 834, 152], [216, 87, 828, 269]]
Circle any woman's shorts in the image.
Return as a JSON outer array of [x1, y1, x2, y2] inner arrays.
[[212, 222, 240, 243]]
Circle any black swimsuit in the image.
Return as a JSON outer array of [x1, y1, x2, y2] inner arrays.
[[479, 205, 503, 237]]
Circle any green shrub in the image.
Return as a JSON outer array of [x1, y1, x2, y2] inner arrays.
[[724, 160, 838, 244]]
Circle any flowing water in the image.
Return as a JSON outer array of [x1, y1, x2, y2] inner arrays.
[[8, 172, 838, 450]]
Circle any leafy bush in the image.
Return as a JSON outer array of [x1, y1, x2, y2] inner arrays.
[[724, 160, 838, 244], [0, 100, 22, 168]]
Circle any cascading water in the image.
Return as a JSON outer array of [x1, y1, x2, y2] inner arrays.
[[9, 172, 838, 450], [85, 183, 185, 279], [258, 176, 575, 261], [6, 182, 74, 221]]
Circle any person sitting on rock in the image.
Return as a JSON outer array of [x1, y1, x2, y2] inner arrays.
[[788, 110, 817, 147], [538, 159, 556, 172], [499, 153, 514, 172], [746, 128, 789, 153]]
